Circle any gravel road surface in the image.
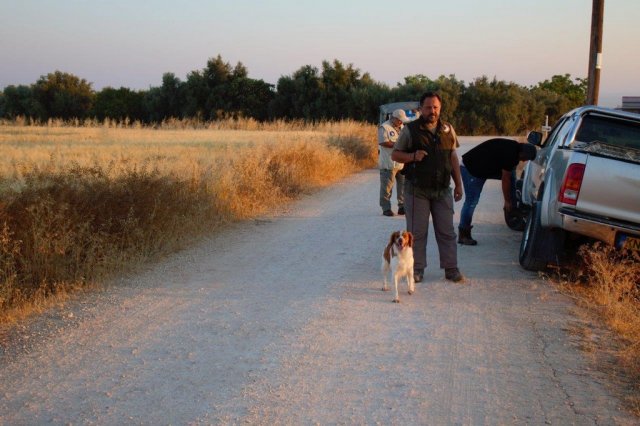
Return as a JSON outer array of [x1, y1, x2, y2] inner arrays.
[[0, 139, 636, 425]]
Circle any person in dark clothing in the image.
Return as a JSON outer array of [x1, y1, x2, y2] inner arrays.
[[391, 92, 464, 283], [458, 138, 537, 245]]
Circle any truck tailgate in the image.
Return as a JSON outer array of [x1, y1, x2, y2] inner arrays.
[[576, 155, 640, 224]]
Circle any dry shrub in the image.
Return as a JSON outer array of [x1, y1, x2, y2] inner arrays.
[[557, 242, 640, 413], [2, 116, 371, 133], [328, 134, 376, 168], [0, 223, 21, 309], [207, 141, 353, 220], [0, 121, 374, 323], [326, 121, 377, 168], [574, 244, 640, 353], [0, 165, 213, 319]]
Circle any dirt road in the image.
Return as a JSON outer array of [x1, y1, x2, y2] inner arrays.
[[0, 140, 636, 424]]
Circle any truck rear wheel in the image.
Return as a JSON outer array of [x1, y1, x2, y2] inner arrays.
[[519, 202, 564, 271]]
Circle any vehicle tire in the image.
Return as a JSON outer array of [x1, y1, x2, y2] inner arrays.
[[505, 175, 527, 231], [505, 208, 526, 231], [519, 202, 564, 271]]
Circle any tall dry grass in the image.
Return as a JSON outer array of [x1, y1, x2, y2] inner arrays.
[[555, 243, 640, 413], [0, 118, 376, 323]]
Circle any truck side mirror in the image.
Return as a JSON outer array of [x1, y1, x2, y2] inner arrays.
[[527, 131, 543, 146]]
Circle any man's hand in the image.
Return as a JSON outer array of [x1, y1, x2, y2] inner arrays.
[[503, 200, 512, 212], [413, 150, 428, 162], [454, 185, 463, 202]]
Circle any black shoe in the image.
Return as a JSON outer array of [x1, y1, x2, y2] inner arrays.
[[383, 210, 394, 217], [397, 206, 405, 215], [413, 269, 424, 283], [445, 267, 464, 282], [457, 226, 478, 245]]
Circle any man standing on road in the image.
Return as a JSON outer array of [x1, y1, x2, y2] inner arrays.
[[391, 92, 464, 283], [378, 109, 409, 216], [458, 138, 537, 245]]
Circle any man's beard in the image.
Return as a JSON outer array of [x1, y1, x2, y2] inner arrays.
[[426, 113, 438, 124]]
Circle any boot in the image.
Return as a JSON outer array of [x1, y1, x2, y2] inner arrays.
[[445, 267, 465, 282], [458, 226, 478, 245]]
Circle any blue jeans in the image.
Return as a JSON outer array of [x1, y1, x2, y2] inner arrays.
[[459, 165, 486, 229]]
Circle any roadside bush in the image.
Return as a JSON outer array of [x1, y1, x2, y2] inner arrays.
[[0, 166, 213, 314], [575, 243, 640, 345], [555, 242, 640, 413], [0, 120, 373, 322]]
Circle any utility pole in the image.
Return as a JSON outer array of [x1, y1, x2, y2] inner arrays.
[[586, 0, 604, 105]]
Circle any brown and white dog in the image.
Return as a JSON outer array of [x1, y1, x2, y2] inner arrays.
[[381, 230, 415, 303]]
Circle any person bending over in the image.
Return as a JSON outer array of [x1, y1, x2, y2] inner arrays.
[[458, 138, 537, 245]]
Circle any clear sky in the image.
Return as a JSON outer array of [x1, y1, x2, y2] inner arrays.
[[1, 0, 638, 107]]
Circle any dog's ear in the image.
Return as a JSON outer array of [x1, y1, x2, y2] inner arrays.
[[389, 231, 399, 246], [406, 231, 414, 247]]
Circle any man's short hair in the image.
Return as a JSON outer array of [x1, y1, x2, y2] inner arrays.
[[420, 91, 442, 105]]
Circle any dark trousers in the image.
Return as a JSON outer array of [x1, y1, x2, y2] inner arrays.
[[405, 190, 458, 271], [379, 169, 405, 212]]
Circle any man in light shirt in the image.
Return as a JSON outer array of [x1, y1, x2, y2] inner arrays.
[[378, 109, 409, 216]]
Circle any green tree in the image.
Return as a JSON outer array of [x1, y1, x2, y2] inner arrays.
[[226, 77, 274, 120], [318, 59, 363, 120], [270, 60, 381, 121], [203, 55, 234, 118], [458, 76, 533, 135], [393, 74, 438, 100], [392, 74, 465, 124], [1, 84, 44, 119], [182, 70, 208, 119], [268, 74, 296, 119], [192, 55, 262, 119], [531, 74, 587, 123], [270, 65, 323, 120], [32, 71, 95, 120], [186, 55, 275, 120], [535, 74, 586, 106], [142, 87, 164, 123], [94, 87, 146, 122], [158, 72, 186, 119], [349, 82, 391, 123], [457, 76, 494, 134]]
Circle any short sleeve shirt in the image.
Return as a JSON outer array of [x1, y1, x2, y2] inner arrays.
[[462, 138, 520, 179], [378, 120, 403, 170]]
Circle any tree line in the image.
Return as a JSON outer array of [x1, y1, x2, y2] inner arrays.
[[0, 54, 587, 135]]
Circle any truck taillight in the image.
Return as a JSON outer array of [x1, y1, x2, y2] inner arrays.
[[558, 163, 586, 205]]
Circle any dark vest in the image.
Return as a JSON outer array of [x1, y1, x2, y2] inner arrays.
[[405, 118, 456, 192]]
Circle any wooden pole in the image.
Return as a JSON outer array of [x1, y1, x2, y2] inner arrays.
[[586, 0, 604, 105]]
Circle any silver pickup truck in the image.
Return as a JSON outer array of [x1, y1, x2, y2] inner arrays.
[[518, 105, 640, 271]]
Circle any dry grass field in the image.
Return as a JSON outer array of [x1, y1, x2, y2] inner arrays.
[[551, 243, 640, 413], [0, 118, 376, 323]]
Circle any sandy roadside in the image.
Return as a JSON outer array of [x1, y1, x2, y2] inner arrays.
[[0, 139, 636, 424]]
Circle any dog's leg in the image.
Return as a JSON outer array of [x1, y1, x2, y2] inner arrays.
[[393, 273, 400, 303], [381, 260, 390, 292], [408, 257, 415, 295]]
